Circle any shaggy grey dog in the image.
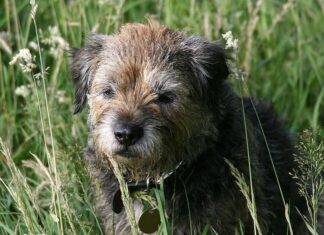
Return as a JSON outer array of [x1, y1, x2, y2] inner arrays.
[[71, 23, 312, 234]]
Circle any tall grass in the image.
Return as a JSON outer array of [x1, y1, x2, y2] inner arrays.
[[0, 0, 323, 234], [292, 130, 324, 235]]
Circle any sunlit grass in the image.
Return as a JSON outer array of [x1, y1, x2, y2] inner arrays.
[[0, 0, 323, 234]]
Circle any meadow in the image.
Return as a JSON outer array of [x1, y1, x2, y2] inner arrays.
[[0, 0, 323, 234]]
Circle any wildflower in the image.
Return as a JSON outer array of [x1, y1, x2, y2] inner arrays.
[[33, 67, 49, 80], [9, 48, 37, 73], [98, 0, 114, 5], [29, 41, 39, 51], [50, 213, 59, 223], [222, 31, 239, 50], [41, 26, 69, 58], [15, 85, 32, 98], [56, 90, 69, 104], [30, 0, 38, 19], [221, 31, 244, 81], [33, 72, 42, 80]]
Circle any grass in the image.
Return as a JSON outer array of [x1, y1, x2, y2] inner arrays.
[[0, 0, 323, 234], [292, 130, 324, 234]]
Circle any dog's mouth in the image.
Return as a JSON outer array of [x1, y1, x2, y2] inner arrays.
[[115, 147, 137, 158]]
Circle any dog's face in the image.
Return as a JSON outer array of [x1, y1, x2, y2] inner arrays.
[[72, 23, 228, 179]]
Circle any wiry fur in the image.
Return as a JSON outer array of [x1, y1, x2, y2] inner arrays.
[[71, 23, 316, 234]]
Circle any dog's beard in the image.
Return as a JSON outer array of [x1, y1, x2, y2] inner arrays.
[[92, 119, 180, 180]]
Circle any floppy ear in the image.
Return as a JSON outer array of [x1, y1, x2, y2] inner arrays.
[[71, 35, 107, 114], [184, 36, 229, 99]]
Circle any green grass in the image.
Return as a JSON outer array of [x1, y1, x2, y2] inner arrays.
[[0, 0, 323, 234]]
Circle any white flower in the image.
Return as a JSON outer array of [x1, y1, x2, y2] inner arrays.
[[56, 90, 69, 104], [33, 67, 49, 80], [15, 85, 32, 98], [98, 0, 114, 5], [41, 26, 69, 58], [221, 31, 244, 81], [30, 0, 38, 19], [222, 31, 239, 50], [29, 41, 39, 51], [33, 72, 42, 80], [50, 213, 59, 223], [9, 48, 36, 73]]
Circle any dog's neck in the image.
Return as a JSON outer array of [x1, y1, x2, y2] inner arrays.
[[120, 159, 183, 187], [112, 161, 182, 214]]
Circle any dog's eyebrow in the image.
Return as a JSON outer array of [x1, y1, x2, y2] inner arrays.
[[90, 77, 116, 93], [153, 80, 182, 94], [144, 68, 184, 91]]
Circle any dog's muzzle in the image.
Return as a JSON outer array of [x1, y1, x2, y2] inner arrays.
[[113, 122, 144, 157]]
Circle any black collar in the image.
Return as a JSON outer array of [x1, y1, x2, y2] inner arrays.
[[112, 161, 183, 214], [112, 179, 159, 214]]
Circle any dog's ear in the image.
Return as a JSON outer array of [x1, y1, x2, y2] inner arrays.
[[71, 34, 107, 114], [184, 36, 229, 97]]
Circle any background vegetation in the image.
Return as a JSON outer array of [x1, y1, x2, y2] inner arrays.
[[0, 0, 323, 234]]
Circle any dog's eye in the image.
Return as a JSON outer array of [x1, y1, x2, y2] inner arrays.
[[102, 88, 114, 99], [156, 92, 174, 104]]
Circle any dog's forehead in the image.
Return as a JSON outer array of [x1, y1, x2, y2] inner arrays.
[[92, 60, 185, 92], [89, 24, 195, 93], [92, 42, 190, 92], [101, 24, 186, 62]]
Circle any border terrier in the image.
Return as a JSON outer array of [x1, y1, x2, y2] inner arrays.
[[71, 23, 309, 234]]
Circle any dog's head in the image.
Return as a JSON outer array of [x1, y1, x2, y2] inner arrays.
[[71, 23, 228, 179]]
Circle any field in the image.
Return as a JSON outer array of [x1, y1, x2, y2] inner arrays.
[[0, 0, 323, 234]]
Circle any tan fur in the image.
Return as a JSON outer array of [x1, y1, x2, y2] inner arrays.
[[82, 24, 209, 180]]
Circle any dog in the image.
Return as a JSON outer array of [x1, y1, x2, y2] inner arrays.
[[71, 23, 309, 234]]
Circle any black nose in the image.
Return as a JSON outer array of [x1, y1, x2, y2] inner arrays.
[[114, 123, 143, 146]]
